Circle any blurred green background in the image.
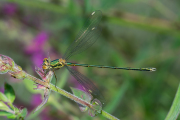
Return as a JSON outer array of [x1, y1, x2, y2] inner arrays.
[[0, 0, 180, 120]]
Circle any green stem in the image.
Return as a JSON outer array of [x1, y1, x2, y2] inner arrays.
[[6, 0, 65, 13], [102, 110, 119, 120], [0, 54, 120, 119], [106, 15, 180, 38], [143, 0, 177, 20], [8, 64, 119, 120]]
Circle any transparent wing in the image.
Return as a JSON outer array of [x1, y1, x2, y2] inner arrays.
[[63, 10, 102, 60], [65, 66, 105, 103]]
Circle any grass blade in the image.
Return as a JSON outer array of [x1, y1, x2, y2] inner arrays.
[[165, 83, 180, 120]]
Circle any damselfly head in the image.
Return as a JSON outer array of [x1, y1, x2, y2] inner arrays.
[[42, 58, 51, 70], [42, 65, 48, 70], [43, 58, 49, 64]]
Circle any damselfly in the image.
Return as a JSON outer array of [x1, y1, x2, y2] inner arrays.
[[42, 10, 156, 102]]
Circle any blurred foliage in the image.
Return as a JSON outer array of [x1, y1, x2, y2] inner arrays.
[[0, 0, 180, 120], [0, 83, 27, 119]]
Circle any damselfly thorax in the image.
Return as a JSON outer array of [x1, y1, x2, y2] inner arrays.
[[42, 58, 66, 71]]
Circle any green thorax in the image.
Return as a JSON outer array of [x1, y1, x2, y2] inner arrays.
[[50, 59, 63, 69]]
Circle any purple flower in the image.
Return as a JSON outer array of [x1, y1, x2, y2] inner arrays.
[[40, 109, 52, 120], [31, 94, 42, 107], [25, 31, 49, 67], [2, 3, 17, 16], [31, 53, 45, 67], [0, 87, 4, 93], [25, 31, 49, 54]]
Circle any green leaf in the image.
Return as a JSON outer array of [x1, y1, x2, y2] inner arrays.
[[0, 92, 8, 102], [0, 111, 12, 116], [165, 83, 180, 120], [4, 83, 15, 103], [21, 108, 27, 118], [17, 108, 27, 119], [7, 114, 16, 119], [71, 87, 92, 112], [71, 87, 92, 102], [14, 107, 19, 113], [0, 101, 11, 111]]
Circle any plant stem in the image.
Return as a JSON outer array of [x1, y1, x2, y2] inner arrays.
[[26, 70, 120, 119], [0, 54, 119, 120], [102, 110, 119, 120]]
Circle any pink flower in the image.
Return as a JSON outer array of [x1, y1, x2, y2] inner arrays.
[[25, 31, 49, 54], [2, 3, 17, 16], [31, 53, 45, 67], [32, 67, 53, 113], [40, 109, 52, 120], [31, 94, 42, 106], [0, 87, 4, 93], [25, 31, 49, 67]]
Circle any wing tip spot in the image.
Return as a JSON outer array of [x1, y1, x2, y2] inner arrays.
[[92, 27, 95, 30], [91, 11, 95, 15]]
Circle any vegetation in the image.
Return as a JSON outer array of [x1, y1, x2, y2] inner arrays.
[[0, 0, 180, 119]]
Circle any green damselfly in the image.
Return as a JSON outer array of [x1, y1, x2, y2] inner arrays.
[[42, 10, 156, 103]]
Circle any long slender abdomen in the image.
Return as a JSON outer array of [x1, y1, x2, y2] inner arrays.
[[66, 62, 156, 71]]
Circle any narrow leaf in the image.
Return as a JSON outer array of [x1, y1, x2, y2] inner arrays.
[[7, 114, 16, 119], [0, 111, 12, 116], [4, 83, 15, 103], [0, 101, 11, 111], [165, 83, 180, 120], [0, 92, 8, 102]]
